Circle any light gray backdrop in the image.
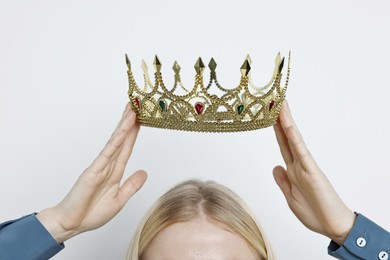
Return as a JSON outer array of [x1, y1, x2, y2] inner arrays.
[[1, 0, 389, 259]]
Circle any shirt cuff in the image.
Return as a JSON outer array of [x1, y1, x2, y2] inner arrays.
[[328, 213, 390, 259], [0, 214, 64, 260]]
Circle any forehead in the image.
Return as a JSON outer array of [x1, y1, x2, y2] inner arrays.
[[143, 217, 258, 260]]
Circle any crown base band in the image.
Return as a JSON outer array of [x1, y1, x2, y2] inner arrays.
[[138, 118, 278, 133]]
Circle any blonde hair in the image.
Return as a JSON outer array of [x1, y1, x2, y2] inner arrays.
[[127, 179, 274, 260]]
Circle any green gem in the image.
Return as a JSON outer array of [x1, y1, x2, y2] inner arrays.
[[159, 100, 167, 112], [237, 104, 244, 114]]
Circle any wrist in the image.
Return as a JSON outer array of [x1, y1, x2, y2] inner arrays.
[[36, 207, 78, 243], [328, 211, 357, 246]]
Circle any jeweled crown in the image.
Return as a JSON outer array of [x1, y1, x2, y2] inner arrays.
[[126, 52, 290, 132]]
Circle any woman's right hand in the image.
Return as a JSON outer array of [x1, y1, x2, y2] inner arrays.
[[272, 101, 356, 245], [37, 103, 147, 243]]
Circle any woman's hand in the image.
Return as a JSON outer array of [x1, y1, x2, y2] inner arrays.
[[273, 101, 355, 245], [37, 103, 147, 243]]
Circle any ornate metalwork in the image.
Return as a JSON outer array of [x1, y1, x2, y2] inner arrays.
[[126, 52, 291, 132]]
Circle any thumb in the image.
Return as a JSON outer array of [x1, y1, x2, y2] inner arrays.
[[118, 170, 148, 207], [273, 166, 292, 200]]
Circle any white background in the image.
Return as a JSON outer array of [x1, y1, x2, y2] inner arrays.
[[1, 0, 389, 259]]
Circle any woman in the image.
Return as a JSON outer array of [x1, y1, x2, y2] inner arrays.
[[1, 101, 388, 259]]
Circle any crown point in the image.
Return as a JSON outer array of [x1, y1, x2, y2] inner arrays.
[[125, 54, 131, 71], [153, 55, 162, 72], [278, 57, 285, 74], [246, 54, 252, 65], [208, 58, 217, 71], [240, 59, 251, 77], [194, 57, 205, 74], [275, 52, 281, 63], [173, 61, 181, 73], [141, 59, 148, 72]]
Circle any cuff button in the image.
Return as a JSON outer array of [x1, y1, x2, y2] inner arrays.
[[379, 251, 389, 260], [356, 237, 366, 247]]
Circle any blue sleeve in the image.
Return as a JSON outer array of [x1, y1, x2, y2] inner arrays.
[[0, 214, 64, 260], [328, 213, 390, 259]]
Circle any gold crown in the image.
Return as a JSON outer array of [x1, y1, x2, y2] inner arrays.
[[126, 52, 290, 132]]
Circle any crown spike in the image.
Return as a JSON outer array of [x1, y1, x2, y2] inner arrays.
[[246, 54, 252, 65], [275, 52, 281, 64], [141, 59, 148, 73], [173, 61, 181, 73], [240, 59, 251, 77], [208, 58, 217, 71], [278, 57, 285, 74], [194, 57, 205, 74], [288, 51, 291, 67], [153, 55, 162, 72], [125, 54, 131, 71]]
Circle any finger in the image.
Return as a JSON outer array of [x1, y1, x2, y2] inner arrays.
[[112, 103, 132, 135], [115, 120, 140, 169], [108, 120, 140, 180], [123, 102, 131, 116], [90, 110, 136, 172], [117, 170, 148, 208], [273, 166, 292, 200], [273, 120, 293, 165], [279, 101, 314, 169]]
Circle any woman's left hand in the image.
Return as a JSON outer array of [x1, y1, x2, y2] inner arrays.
[[272, 101, 355, 245]]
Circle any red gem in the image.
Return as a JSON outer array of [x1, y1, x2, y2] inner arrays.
[[269, 100, 275, 110], [135, 97, 141, 109], [195, 103, 204, 115]]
